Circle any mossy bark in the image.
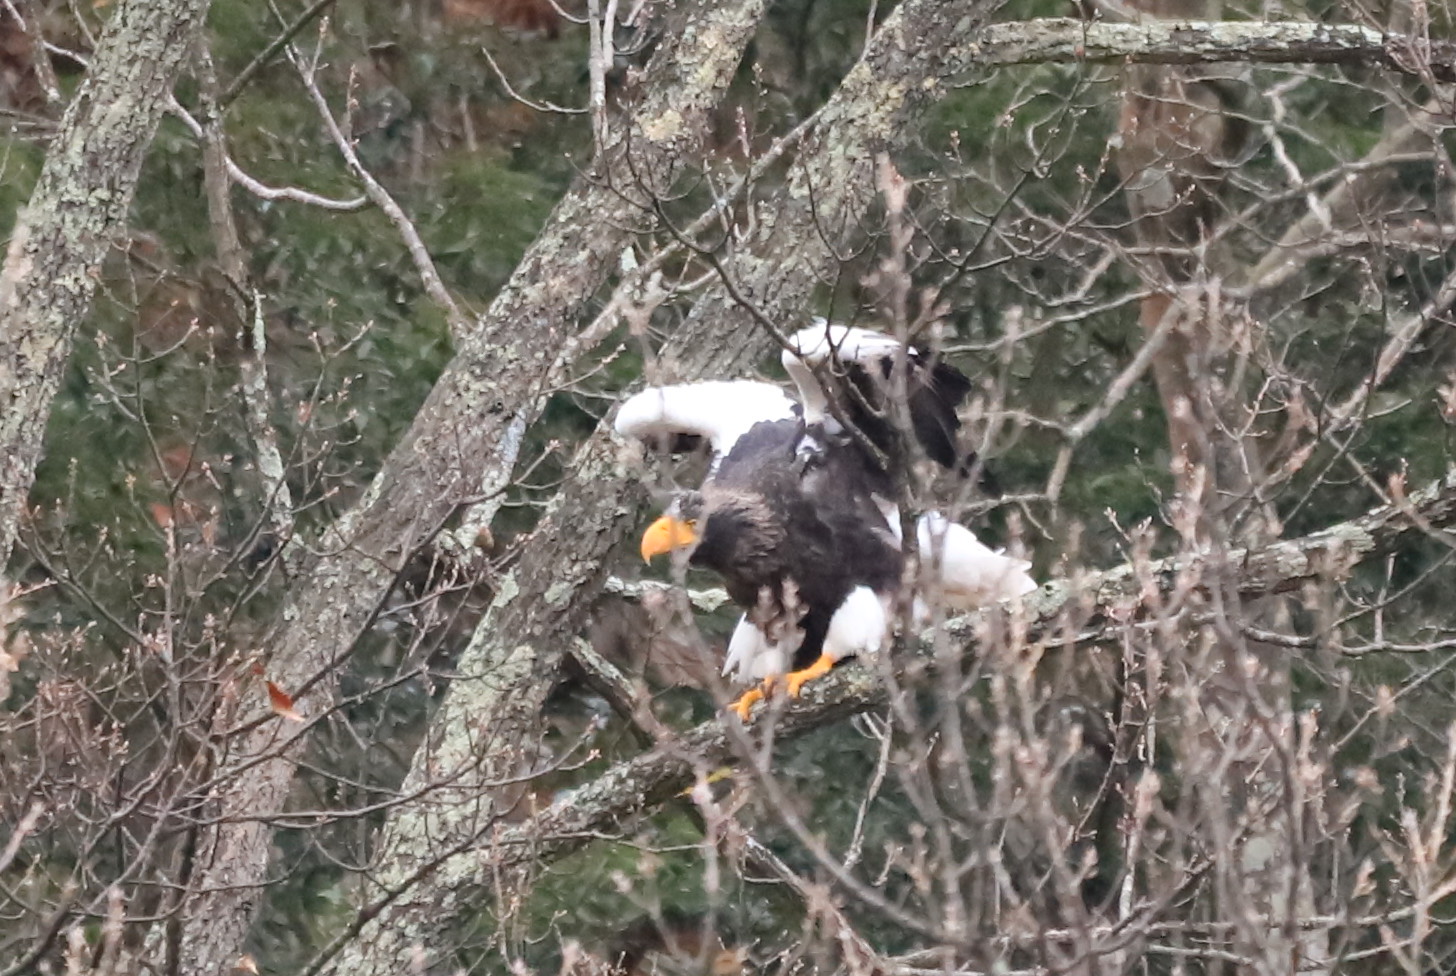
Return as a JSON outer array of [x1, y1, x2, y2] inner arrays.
[[0, 0, 212, 571]]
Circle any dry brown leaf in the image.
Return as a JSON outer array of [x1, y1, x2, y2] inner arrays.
[[442, 0, 561, 34], [266, 681, 305, 722]]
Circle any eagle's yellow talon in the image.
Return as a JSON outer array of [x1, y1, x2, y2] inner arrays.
[[728, 687, 764, 721], [785, 653, 835, 698]]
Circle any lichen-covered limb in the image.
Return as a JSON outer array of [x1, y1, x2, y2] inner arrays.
[[165, 2, 771, 973], [471, 472, 1456, 884], [0, 0, 212, 572], [601, 576, 732, 614], [968, 18, 1454, 78]]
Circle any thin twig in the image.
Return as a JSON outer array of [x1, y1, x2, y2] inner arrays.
[[287, 39, 466, 331], [220, 0, 338, 107], [481, 41, 588, 115], [5, 0, 60, 106]]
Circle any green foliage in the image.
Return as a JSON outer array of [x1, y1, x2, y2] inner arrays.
[[424, 154, 559, 297], [10, 0, 1456, 968]]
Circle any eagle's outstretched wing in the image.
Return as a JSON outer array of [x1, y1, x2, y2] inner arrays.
[[614, 380, 797, 474], [782, 319, 974, 471]]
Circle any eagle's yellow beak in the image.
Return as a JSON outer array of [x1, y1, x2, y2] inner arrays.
[[641, 515, 698, 562]]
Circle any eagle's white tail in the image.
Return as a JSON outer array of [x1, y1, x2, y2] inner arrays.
[[916, 513, 1036, 613]]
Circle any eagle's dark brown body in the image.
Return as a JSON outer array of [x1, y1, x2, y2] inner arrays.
[[684, 418, 902, 670]]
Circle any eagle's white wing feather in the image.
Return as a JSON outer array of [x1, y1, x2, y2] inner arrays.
[[916, 513, 1036, 613], [614, 380, 796, 465]]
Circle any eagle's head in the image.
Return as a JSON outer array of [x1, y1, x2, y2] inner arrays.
[[639, 492, 707, 562], [639, 490, 779, 570]]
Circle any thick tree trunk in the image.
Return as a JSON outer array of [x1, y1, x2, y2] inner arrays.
[[0, 0, 212, 572], [165, 2, 771, 972], [1114, 5, 1330, 968]]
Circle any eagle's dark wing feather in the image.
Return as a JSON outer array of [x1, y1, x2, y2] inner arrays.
[[782, 321, 979, 474], [909, 359, 975, 469]]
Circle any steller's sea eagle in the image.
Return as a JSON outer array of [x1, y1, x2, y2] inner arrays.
[[615, 321, 1036, 719]]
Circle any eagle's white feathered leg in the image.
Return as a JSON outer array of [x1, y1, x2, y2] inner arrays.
[[823, 585, 891, 661], [916, 513, 1036, 618], [722, 614, 792, 683], [724, 615, 803, 720], [786, 585, 890, 698]]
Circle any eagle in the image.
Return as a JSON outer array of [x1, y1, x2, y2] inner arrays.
[[615, 322, 1036, 719]]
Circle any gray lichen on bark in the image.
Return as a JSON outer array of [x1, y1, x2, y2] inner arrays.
[[0, 0, 213, 572], [967, 18, 1453, 78]]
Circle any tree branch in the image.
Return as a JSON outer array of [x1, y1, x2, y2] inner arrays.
[[0, 0, 212, 574], [967, 18, 1456, 80], [482, 469, 1456, 880], [218, 0, 336, 107]]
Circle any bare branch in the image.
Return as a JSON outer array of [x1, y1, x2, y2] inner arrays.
[[288, 42, 465, 331], [968, 17, 1456, 79], [219, 0, 337, 107]]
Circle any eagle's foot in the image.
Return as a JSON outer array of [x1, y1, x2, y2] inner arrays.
[[728, 673, 792, 720], [785, 653, 835, 698], [728, 686, 765, 721]]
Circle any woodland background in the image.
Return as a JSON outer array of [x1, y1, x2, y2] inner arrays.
[[2, 0, 1456, 973]]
